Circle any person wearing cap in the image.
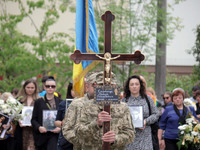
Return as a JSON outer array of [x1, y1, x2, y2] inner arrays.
[[31, 78, 62, 150], [62, 76, 89, 150], [158, 88, 198, 150], [63, 71, 135, 150]]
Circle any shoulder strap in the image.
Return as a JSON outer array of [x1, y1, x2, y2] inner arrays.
[[42, 96, 52, 110], [144, 94, 152, 115]]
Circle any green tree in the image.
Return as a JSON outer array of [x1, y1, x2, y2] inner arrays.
[[0, 0, 73, 97], [93, 0, 184, 89], [190, 25, 200, 80]]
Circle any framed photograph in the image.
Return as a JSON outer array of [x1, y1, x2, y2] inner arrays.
[[21, 106, 33, 126], [66, 99, 73, 110], [0, 112, 11, 139], [43, 110, 57, 131], [129, 106, 144, 128]]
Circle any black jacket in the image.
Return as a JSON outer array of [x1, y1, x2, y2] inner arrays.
[[196, 103, 200, 115], [31, 95, 62, 146]]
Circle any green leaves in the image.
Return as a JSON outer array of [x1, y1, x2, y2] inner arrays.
[[187, 25, 200, 80], [27, 0, 44, 9], [0, 0, 73, 97]]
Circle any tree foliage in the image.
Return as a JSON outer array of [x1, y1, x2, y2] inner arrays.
[[0, 0, 198, 98], [0, 0, 74, 97], [140, 72, 198, 97], [92, 0, 184, 87], [191, 25, 200, 80]]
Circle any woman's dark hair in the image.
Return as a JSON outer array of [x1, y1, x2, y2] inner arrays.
[[124, 75, 145, 99], [162, 91, 172, 98], [42, 75, 55, 83], [66, 82, 73, 99], [11, 88, 19, 96], [195, 90, 200, 98]]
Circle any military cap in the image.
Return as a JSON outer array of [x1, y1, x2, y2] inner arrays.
[[86, 71, 117, 84]]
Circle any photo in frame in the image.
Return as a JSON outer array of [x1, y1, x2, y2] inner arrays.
[[21, 106, 33, 126], [43, 110, 57, 131], [129, 106, 144, 128], [0, 112, 11, 139]]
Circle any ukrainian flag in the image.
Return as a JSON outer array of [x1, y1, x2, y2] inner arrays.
[[73, 0, 99, 97]]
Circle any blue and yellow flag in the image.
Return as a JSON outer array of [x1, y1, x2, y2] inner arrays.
[[73, 0, 99, 97]]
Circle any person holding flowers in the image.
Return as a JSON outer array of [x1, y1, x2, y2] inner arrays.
[[158, 88, 198, 150], [0, 92, 24, 150]]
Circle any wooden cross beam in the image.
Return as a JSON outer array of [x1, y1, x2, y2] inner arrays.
[[70, 11, 145, 150]]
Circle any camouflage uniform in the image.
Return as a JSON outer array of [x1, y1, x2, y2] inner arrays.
[[76, 99, 135, 150], [62, 94, 89, 150], [63, 71, 135, 150]]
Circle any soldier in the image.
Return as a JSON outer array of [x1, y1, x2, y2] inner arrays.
[[62, 75, 90, 150], [63, 71, 135, 150], [62, 96, 87, 150]]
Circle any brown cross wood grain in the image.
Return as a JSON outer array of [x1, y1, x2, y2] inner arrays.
[[70, 10, 145, 150]]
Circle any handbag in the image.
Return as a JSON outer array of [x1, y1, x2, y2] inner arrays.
[[145, 95, 159, 150], [58, 130, 73, 149]]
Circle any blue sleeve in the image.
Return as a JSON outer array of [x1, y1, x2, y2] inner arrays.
[[56, 100, 66, 121], [39, 91, 46, 96], [159, 107, 169, 130]]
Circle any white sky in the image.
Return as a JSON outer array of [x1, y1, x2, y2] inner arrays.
[[167, 0, 199, 66], [3, 0, 200, 66], [145, 0, 200, 66]]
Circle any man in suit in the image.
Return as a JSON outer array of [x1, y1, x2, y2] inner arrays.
[[31, 78, 62, 150]]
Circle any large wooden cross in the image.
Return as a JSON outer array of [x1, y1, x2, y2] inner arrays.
[[70, 11, 145, 150]]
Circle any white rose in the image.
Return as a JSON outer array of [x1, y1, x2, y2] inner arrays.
[[178, 124, 188, 130], [1, 104, 8, 109], [0, 99, 4, 105], [178, 125, 185, 130], [7, 97, 16, 104], [3, 108, 11, 114]]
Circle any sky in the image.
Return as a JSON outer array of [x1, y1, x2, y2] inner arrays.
[[145, 0, 200, 66], [3, 0, 200, 66]]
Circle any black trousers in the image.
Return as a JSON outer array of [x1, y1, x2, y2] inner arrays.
[[35, 135, 58, 150], [165, 138, 182, 150], [0, 137, 15, 150]]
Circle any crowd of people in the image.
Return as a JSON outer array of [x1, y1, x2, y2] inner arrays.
[[0, 71, 200, 150]]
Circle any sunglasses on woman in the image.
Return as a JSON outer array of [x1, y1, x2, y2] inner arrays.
[[45, 85, 56, 89]]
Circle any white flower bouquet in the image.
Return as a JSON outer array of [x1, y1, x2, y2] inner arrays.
[[184, 98, 197, 111], [0, 96, 24, 124], [177, 112, 200, 150]]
